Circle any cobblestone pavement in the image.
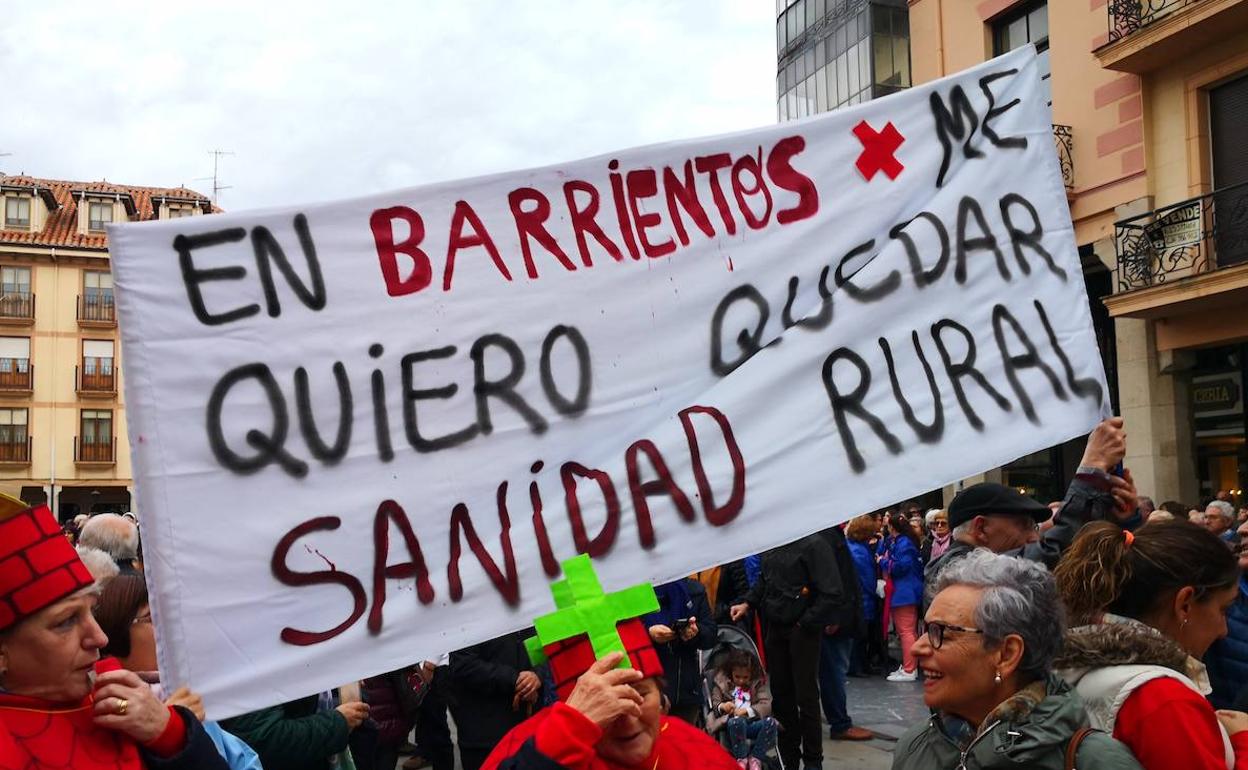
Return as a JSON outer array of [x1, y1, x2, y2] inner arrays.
[[821, 673, 928, 769]]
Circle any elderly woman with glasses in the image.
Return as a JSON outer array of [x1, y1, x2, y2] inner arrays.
[[891, 550, 1141, 770]]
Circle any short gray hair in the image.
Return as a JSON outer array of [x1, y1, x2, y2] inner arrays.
[[1207, 500, 1235, 521], [78, 513, 139, 561], [933, 549, 1064, 683], [76, 545, 120, 587]]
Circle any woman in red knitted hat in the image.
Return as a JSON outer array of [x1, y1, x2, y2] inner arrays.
[[0, 503, 228, 770]]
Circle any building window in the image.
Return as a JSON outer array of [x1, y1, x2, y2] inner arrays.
[[88, 201, 113, 233], [993, 1, 1050, 106], [168, 207, 194, 218], [0, 408, 28, 460], [4, 198, 30, 229], [873, 3, 911, 95], [1210, 72, 1248, 268], [0, 337, 31, 390], [0, 266, 32, 321], [80, 409, 113, 461], [82, 271, 115, 322], [81, 339, 115, 392]]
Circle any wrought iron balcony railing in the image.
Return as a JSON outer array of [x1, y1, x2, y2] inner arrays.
[[76, 360, 117, 394], [1053, 125, 1074, 190], [0, 292, 34, 321], [0, 360, 32, 391], [0, 436, 31, 464], [1107, 0, 1199, 44], [1115, 181, 1248, 292], [75, 435, 115, 464], [77, 294, 116, 324]]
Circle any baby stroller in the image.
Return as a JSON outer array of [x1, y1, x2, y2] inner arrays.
[[701, 625, 784, 769]]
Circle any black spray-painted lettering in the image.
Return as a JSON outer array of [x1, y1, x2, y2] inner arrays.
[[821, 347, 903, 474], [879, 331, 944, 443], [991, 303, 1067, 424], [931, 319, 1013, 431], [931, 69, 1027, 188], [710, 285, 770, 376]]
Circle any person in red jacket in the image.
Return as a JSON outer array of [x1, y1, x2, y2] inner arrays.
[[1056, 520, 1248, 769], [480, 555, 737, 770], [0, 501, 228, 770]]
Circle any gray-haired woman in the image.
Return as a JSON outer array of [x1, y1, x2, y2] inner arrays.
[[891, 550, 1141, 770]]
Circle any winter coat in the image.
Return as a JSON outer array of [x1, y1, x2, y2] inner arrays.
[[743, 533, 843, 630], [1207, 576, 1248, 709], [448, 630, 538, 750], [817, 526, 864, 636], [1055, 615, 1236, 768], [704, 670, 773, 734], [880, 535, 923, 608], [891, 675, 1142, 770], [847, 540, 878, 622], [360, 666, 429, 747], [643, 578, 718, 709], [220, 695, 349, 770]]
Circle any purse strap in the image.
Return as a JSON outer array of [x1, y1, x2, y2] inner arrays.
[[1065, 726, 1097, 770]]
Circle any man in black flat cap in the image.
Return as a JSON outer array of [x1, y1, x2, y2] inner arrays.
[[925, 417, 1141, 597]]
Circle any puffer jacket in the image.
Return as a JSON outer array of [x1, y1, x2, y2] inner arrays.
[[847, 540, 878, 622], [891, 675, 1142, 770], [880, 535, 923, 608], [1207, 576, 1248, 709]]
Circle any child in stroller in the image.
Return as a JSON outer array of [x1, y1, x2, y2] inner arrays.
[[704, 636, 779, 770]]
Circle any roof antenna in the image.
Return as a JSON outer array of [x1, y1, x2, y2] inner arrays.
[[197, 149, 234, 206]]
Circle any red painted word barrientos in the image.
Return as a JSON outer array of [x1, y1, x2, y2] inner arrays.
[[369, 137, 820, 296]]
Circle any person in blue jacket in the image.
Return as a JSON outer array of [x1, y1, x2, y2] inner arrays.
[[845, 515, 882, 675], [879, 512, 924, 682], [1207, 518, 1248, 708]]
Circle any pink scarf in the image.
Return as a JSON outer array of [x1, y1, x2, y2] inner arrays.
[[929, 533, 952, 561]]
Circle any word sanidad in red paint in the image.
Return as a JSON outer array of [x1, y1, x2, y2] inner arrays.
[[269, 404, 746, 646], [369, 137, 821, 297]]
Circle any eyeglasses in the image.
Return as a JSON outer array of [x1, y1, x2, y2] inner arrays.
[[932, 521, 949, 528], [924, 621, 984, 649]]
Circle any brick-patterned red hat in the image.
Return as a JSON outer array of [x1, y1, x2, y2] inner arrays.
[[0, 504, 95, 631], [525, 555, 664, 701]]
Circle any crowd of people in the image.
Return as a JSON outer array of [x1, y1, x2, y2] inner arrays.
[[10, 416, 1248, 769]]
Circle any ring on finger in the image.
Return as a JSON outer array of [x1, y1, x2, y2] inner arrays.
[[116, 697, 128, 716]]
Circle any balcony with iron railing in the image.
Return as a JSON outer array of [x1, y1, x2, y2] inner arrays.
[[1113, 181, 1248, 293], [0, 293, 35, 326], [76, 359, 117, 397], [1098, 0, 1248, 72], [0, 435, 32, 465], [75, 435, 115, 465], [1053, 125, 1074, 191], [77, 294, 117, 327], [0, 360, 32, 393]]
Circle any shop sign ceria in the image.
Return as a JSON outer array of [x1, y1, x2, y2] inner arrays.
[[1193, 376, 1241, 413]]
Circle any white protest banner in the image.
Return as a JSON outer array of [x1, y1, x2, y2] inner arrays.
[[110, 45, 1107, 718]]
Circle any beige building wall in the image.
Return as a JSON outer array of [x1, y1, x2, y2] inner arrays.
[[0, 250, 131, 513]]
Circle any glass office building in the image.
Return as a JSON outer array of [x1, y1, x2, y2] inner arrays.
[[776, 0, 910, 121]]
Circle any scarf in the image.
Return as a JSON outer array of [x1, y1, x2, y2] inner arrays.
[[928, 533, 952, 561]]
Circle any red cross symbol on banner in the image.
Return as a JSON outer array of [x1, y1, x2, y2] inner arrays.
[[853, 120, 905, 181]]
